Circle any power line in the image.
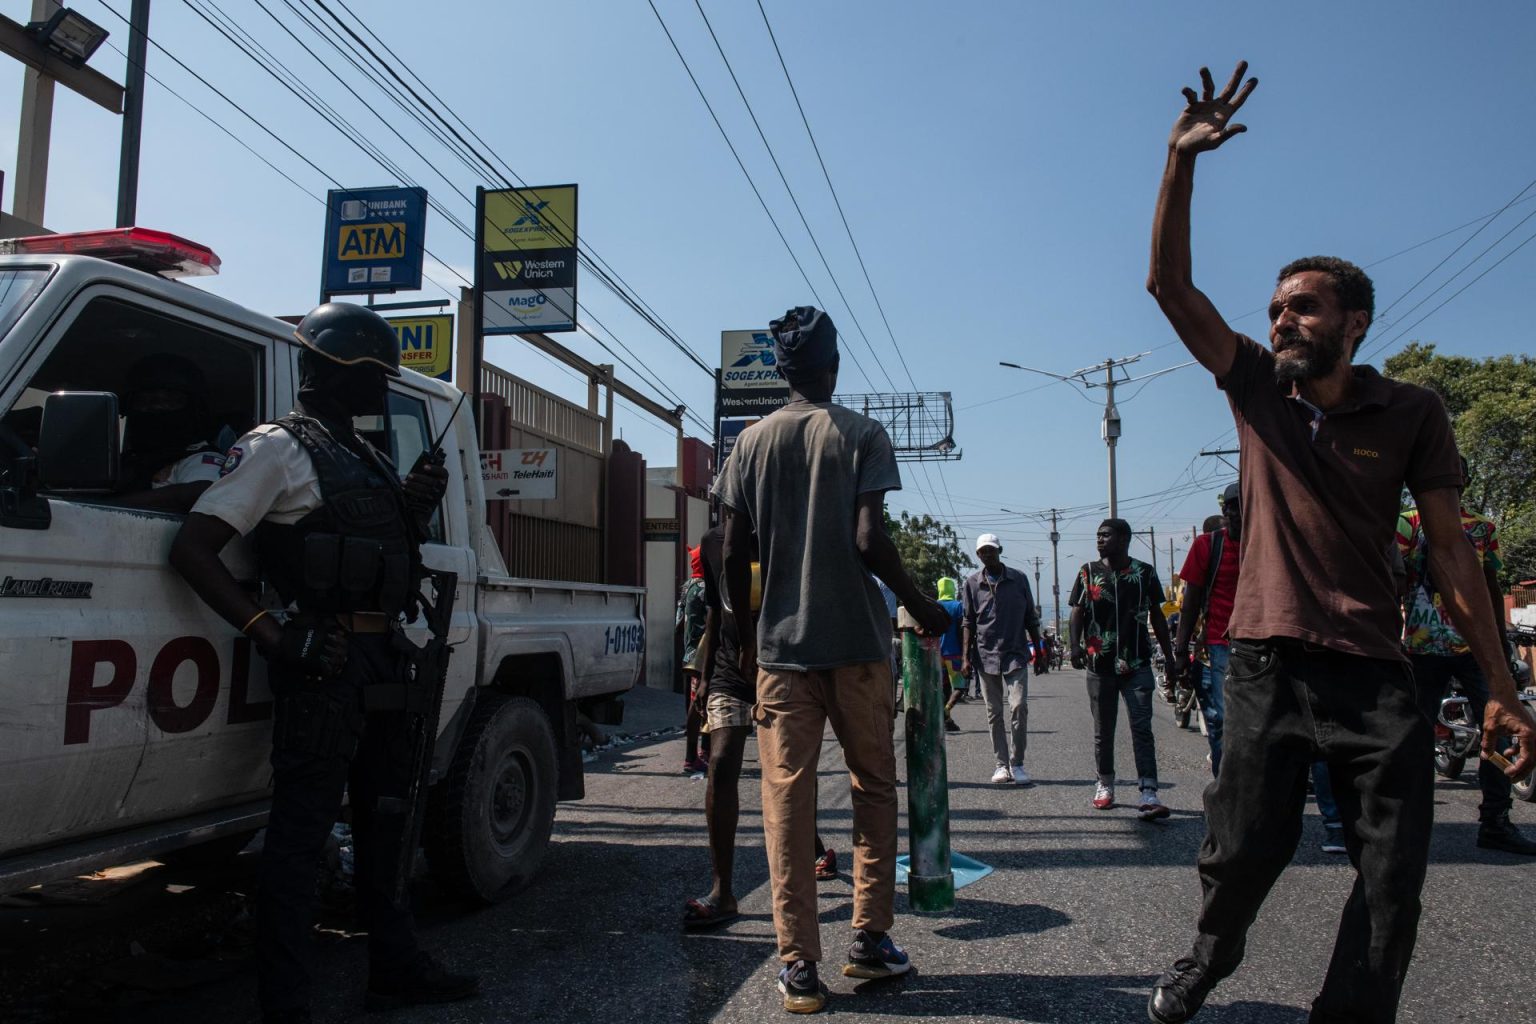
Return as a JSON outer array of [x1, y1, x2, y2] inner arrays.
[[1360, 222, 1536, 364], [311, 0, 717, 378], [98, 0, 704, 430], [1375, 176, 1536, 323], [643, 0, 874, 392], [752, 0, 920, 395], [688, 0, 896, 391]]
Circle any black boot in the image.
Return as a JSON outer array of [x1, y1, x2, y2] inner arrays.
[[365, 952, 480, 1010], [1477, 816, 1536, 855]]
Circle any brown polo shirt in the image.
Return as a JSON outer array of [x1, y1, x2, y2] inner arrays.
[[1221, 335, 1461, 662]]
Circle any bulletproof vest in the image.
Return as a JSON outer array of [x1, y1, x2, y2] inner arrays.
[[254, 415, 415, 616]]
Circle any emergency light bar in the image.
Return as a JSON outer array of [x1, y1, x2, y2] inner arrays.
[[0, 228, 221, 278]]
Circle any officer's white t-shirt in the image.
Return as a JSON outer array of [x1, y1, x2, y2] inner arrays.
[[191, 424, 323, 535], [153, 446, 228, 488]]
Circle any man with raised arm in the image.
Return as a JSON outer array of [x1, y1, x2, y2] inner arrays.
[[1143, 62, 1536, 1024]]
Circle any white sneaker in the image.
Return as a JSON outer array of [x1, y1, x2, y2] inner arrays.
[[990, 766, 1013, 784], [1011, 765, 1032, 786], [1092, 781, 1114, 809]]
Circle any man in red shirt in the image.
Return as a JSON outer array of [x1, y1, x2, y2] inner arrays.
[[1174, 483, 1242, 777]]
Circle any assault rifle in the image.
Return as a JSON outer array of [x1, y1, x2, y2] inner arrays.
[[389, 567, 458, 904]]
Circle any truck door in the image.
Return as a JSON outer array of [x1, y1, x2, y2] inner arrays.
[[0, 288, 281, 854], [357, 381, 478, 722]]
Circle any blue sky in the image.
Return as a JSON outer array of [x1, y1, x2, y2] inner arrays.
[[5, 0, 1535, 584]]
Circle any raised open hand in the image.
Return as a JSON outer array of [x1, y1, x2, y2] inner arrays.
[[1169, 61, 1257, 154]]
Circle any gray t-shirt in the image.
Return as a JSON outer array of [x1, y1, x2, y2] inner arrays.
[[712, 400, 901, 671]]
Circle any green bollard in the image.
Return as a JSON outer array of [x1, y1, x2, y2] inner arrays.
[[898, 607, 955, 913]]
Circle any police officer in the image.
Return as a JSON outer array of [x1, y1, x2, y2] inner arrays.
[[116, 353, 226, 511], [169, 303, 477, 1023]]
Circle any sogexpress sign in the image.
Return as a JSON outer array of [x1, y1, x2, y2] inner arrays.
[[478, 184, 578, 334], [323, 186, 428, 295], [720, 330, 784, 389]]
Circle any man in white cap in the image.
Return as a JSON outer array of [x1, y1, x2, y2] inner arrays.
[[962, 533, 1043, 785]]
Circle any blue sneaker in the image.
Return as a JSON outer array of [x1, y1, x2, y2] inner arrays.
[[777, 959, 827, 1013], [842, 929, 912, 979]]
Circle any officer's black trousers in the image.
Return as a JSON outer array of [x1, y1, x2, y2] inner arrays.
[[257, 633, 419, 1014]]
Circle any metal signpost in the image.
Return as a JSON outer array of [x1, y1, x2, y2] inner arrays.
[[319, 186, 428, 301]]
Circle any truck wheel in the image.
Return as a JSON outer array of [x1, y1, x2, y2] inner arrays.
[[425, 693, 557, 904]]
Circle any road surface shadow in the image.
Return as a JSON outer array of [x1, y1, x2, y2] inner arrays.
[[823, 970, 1308, 1022]]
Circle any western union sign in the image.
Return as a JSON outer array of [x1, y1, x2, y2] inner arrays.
[[477, 184, 578, 334], [322, 186, 428, 296], [387, 314, 453, 380]]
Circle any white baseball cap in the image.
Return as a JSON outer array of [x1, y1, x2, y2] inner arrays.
[[975, 533, 1002, 553]]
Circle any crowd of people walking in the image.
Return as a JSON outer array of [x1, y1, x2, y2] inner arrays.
[[665, 60, 1536, 1024]]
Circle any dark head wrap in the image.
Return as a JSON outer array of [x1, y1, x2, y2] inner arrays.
[[769, 306, 838, 379]]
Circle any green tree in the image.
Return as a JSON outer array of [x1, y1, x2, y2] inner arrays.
[[1385, 342, 1536, 588], [883, 510, 973, 594]]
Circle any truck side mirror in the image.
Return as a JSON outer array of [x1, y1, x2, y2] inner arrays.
[[37, 391, 121, 493]]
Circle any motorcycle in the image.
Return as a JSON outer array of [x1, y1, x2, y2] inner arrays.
[[1434, 657, 1536, 803], [1159, 648, 1201, 731]]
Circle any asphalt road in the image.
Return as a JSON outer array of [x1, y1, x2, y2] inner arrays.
[[4, 672, 1532, 1023]]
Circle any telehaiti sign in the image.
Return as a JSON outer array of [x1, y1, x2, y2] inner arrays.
[[386, 314, 453, 380], [322, 186, 428, 296], [477, 184, 578, 334]]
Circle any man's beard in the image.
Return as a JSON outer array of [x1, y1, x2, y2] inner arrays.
[[1274, 326, 1346, 385]]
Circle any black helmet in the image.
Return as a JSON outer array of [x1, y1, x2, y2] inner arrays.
[[292, 303, 401, 377]]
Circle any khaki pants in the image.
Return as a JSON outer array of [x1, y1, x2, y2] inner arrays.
[[756, 659, 898, 964]]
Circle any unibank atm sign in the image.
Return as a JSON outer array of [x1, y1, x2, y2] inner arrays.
[[323, 186, 428, 295]]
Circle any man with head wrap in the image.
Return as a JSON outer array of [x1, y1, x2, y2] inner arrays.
[[713, 306, 949, 1013], [170, 303, 475, 1023]]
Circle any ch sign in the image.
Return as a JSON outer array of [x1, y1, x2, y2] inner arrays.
[[481, 448, 558, 501]]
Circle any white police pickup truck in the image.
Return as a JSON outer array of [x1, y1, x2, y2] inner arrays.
[[0, 229, 643, 903]]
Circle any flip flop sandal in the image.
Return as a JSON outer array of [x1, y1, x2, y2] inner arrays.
[[683, 896, 739, 930]]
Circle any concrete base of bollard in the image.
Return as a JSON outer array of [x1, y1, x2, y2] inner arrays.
[[907, 871, 956, 913]]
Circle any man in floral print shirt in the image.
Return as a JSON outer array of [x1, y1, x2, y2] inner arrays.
[[1069, 518, 1176, 820], [1398, 478, 1534, 855]]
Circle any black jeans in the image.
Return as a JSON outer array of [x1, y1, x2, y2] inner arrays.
[[1409, 651, 1511, 822], [256, 632, 420, 1014], [1192, 639, 1432, 1024], [1085, 665, 1159, 788]]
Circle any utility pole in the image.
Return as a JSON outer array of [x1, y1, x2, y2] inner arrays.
[[1049, 508, 1062, 634], [998, 353, 1196, 519], [1029, 555, 1043, 613], [1098, 358, 1124, 517], [115, 0, 151, 227], [1168, 537, 1176, 582], [14, 1, 61, 227]]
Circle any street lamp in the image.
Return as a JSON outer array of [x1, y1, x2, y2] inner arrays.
[[26, 7, 108, 68]]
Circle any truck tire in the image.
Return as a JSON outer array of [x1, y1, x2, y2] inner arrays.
[[425, 693, 557, 904]]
